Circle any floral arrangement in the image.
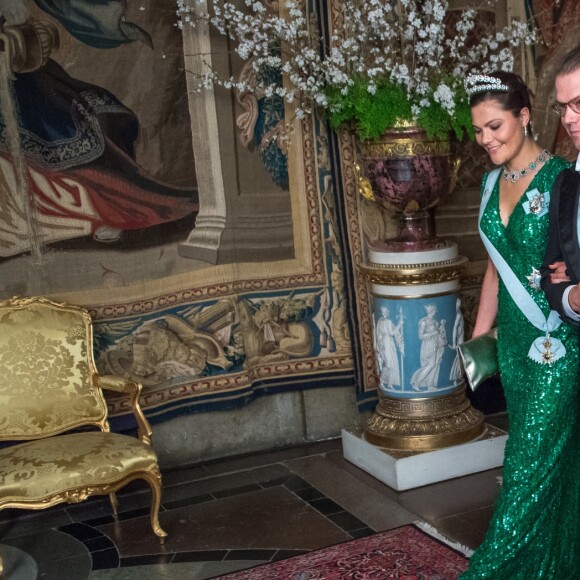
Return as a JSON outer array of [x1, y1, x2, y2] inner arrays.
[[176, 0, 536, 141]]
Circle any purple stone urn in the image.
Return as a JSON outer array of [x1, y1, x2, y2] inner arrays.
[[357, 125, 460, 252]]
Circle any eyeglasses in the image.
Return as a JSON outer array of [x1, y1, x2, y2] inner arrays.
[[551, 97, 580, 116]]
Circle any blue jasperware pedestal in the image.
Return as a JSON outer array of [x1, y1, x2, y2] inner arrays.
[[361, 243, 485, 451]]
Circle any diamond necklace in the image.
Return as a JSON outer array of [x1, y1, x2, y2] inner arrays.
[[502, 149, 551, 183]]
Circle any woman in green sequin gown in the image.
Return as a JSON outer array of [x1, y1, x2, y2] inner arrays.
[[461, 72, 580, 579]]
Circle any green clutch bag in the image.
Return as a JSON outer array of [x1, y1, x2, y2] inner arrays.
[[457, 328, 499, 391]]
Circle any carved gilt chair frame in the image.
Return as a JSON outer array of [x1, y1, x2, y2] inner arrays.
[[0, 296, 167, 577]]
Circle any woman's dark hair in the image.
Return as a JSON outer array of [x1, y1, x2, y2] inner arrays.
[[469, 71, 533, 133]]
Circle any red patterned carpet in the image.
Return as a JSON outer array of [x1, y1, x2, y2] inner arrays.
[[218, 525, 469, 579]]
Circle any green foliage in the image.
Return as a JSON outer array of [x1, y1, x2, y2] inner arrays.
[[451, 100, 475, 140], [327, 79, 413, 140], [326, 78, 474, 141]]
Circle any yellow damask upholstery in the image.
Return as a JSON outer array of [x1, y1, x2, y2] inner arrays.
[[0, 297, 167, 577], [0, 433, 158, 500]]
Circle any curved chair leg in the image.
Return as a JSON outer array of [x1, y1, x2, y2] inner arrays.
[[0, 549, 4, 577], [143, 472, 168, 544], [109, 492, 118, 519]]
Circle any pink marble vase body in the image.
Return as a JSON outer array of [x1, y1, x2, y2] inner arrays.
[[359, 126, 457, 252]]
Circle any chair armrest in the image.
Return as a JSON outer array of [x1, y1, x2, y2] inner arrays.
[[92, 374, 153, 445], [94, 374, 133, 392]]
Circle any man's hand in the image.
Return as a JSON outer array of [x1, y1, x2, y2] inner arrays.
[[0, 0, 30, 26], [568, 284, 580, 313], [548, 261, 571, 283]]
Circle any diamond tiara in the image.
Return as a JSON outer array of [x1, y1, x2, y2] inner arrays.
[[465, 74, 509, 97]]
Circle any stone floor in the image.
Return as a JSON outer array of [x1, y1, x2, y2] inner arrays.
[[0, 413, 508, 580]]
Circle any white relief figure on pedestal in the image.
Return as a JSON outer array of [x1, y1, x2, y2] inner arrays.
[[410, 303, 448, 391], [437, 319, 448, 380], [449, 298, 465, 386], [373, 305, 404, 391]]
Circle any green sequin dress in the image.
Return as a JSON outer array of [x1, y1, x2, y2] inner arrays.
[[460, 156, 580, 579]]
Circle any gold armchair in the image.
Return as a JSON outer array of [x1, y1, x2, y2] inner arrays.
[[0, 297, 167, 577]]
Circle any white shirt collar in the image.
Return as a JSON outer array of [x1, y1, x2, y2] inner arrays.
[[576, 152, 580, 172]]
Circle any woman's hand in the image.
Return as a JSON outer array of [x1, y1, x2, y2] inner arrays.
[[471, 326, 492, 340], [548, 260, 571, 283], [0, 0, 30, 26]]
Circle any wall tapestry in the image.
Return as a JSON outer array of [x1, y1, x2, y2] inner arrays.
[[0, 0, 357, 426]]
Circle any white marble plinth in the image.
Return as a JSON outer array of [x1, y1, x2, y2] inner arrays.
[[368, 242, 458, 266], [342, 425, 507, 491]]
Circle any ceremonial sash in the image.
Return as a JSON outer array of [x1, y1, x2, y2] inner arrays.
[[479, 169, 565, 364]]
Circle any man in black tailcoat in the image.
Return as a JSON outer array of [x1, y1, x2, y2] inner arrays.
[[541, 46, 580, 325]]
